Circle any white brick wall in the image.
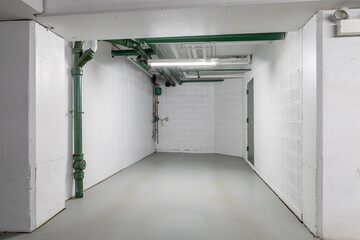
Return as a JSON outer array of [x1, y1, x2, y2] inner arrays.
[[214, 78, 246, 157], [156, 83, 215, 153], [244, 31, 304, 218]]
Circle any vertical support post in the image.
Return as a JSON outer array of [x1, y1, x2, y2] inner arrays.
[[72, 42, 86, 198]]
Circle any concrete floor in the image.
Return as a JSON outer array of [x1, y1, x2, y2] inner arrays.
[[1, 153, 317, 240]]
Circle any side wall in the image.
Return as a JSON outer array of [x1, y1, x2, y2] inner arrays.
[[0, 21, 36, 232], [214, 78, 245, 157], [320, 9, 360, 240], [34, 23, 68, 228], [244, 31, 304, 218], [0, 21, 155, 231], [76, 41, 155, 190], [156, 82, 215, 153]]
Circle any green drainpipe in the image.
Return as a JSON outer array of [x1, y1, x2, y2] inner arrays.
[[72, 41, 95, 198]]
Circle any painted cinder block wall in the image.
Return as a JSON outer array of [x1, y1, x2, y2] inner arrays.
[[156, 82, 215, 153], [156, 79, 245, 157], [243, 30, 304, 220], [214, 78, 246, 158]]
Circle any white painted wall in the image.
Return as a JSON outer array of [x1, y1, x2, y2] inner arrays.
[[319, 9, 360, 240], [302, 14, 318, 234], [156, 83, 215, 153], [0, 21, 155, 232], [0, 21, 36, 232], [244, 31, 304, 219], [34, 23, 68, 228], [214, 78, 246, 157], [73, 41, 156, 191]]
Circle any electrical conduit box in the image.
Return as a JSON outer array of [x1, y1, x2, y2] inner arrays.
[[155, 87, 162, 95]]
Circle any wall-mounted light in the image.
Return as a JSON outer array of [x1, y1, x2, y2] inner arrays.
[[148, 58, 219, 67], [334, 7, 350, 21]]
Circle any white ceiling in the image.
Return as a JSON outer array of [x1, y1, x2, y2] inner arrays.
[[0, 0, 42, 20], [34, 0, 360, 41], [1, 0, 360, 41]]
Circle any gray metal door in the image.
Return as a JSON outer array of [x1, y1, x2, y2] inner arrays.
[[247, 79, 254, 165]]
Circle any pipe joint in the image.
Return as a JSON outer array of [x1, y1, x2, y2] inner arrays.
[[74, 171, 85, 180], [71, 68, 83, 76], [73, 160, 87, 171], [75, 49, 95, 68]]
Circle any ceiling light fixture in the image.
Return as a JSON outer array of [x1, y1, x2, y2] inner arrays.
[[148, 58, 219, 67]]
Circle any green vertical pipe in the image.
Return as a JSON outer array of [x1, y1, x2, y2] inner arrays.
[[72, 41, 85, 198], [71, 41, 95, 198]]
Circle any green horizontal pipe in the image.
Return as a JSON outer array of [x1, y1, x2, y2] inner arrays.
[[105, 39, 148, 58], [181, 79, 224, 83], [138, 32, 286, 44], [176, 68, 252, 72], [112, 49, 154, 57]]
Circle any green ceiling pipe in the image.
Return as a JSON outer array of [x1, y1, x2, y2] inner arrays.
[[111, 49, 154, 57], [138, 32, 286, 44], [176, 68, 252, 72], [181, 79, 224, 83], [105, 39, 148, 58], [145, 42, 183, 85], [157, 68, 176, 87], [71, 41, 95, 198], [107, 39, 175, 86]]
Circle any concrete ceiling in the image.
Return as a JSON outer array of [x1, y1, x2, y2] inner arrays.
[[0, 0, 42, 20], [34, 0, 360, 41]]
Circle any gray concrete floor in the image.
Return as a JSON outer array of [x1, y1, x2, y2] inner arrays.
[[1, 153, 317, 240]]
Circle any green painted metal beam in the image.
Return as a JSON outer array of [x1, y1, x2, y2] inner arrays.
[[181, 79, 224, 83], [112, 49, 154, 57], [176, 68, 252, 72], [138, 32, 285, 44]]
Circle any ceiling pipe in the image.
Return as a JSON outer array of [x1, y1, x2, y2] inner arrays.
[[112, 49, 154, 57], [105, 39, 176, 86], [72, 41, 96, 198], [144, 42, 183, 85], [138, 32, 286, 44]]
